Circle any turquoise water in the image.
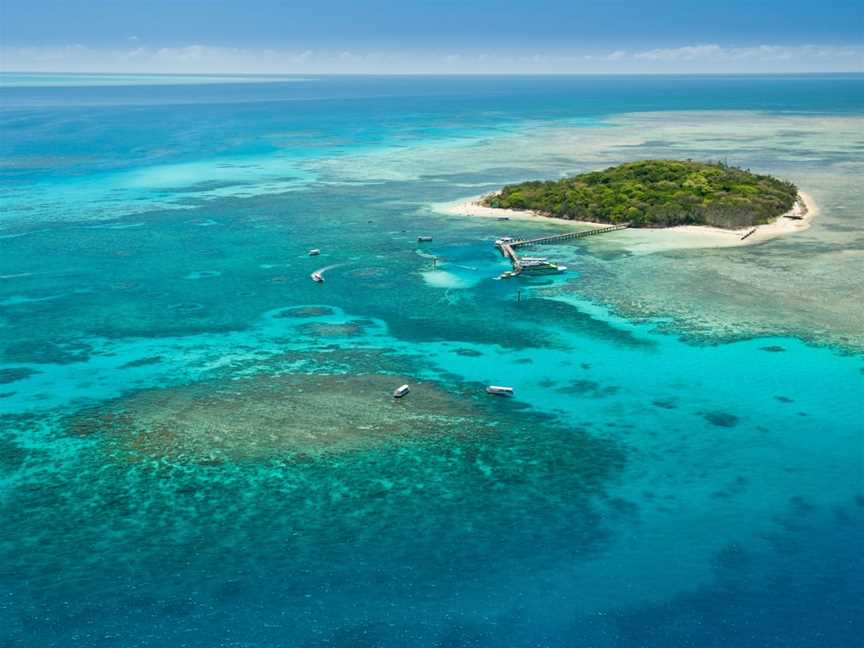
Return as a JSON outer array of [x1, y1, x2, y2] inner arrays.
[[1, 75, 862, 646]]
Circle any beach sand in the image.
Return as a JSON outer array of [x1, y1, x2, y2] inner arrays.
[[433, 191, 818, 253]]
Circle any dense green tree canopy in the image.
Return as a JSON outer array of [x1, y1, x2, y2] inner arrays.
[[483, 160, 799, 229]]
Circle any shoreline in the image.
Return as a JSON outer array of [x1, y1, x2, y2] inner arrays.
[[433, 191, 818, 253]]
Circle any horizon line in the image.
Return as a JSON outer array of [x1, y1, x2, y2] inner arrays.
[[3, 70, 864, 77]]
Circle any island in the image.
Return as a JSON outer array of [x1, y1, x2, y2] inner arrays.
[[435, 159, 817, 251], [481, 160, 799, 229]]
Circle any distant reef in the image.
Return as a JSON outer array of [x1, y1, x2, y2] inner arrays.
[[482, 160, 799, 229]]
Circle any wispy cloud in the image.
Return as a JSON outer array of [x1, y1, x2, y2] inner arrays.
[[1, 43, 861, 74], [632, 43, 863, 64]]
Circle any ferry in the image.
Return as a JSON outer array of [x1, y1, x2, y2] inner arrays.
[[486, 385, 514, 397], [310, 272, 324, 283], [393, 384, 411, 398], [519, 257, 567, 275], [308, 248, 321, 256]]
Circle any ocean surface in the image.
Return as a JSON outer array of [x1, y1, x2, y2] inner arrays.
[[1, 74, 862, 647]]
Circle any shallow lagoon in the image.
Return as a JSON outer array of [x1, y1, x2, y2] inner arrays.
[[1, 75, 862, 646]]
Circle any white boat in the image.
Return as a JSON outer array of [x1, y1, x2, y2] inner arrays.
[[393, 384, 410, 398], [486, 385, 514, 396], [310, 272, 324, 283], [519, 257, 567, 275], [308, 248, 320, 256]]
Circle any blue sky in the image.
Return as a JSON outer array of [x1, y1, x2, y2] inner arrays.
[[1, 0, 862, 73]]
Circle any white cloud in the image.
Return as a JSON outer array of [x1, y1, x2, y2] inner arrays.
[[634, 44, 724, 61], [0, 43, 861, 74], [631, 43, 863, 67]]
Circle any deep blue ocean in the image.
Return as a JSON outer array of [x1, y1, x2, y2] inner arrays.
[[1, 74, 862, 647]]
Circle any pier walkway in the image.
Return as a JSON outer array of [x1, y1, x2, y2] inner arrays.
[[495, 223, 629, 276]]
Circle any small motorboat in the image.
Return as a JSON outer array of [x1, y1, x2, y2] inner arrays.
[[497, 216, 510, 221], [393, 384, 410, 398], [308, 248, 321, 256], [417, 236, 433, 242], [310, 272, 324, 283], [486, 385, 514, 397]]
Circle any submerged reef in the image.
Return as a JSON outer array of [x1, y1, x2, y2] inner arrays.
[[67, 373, 493, 461]]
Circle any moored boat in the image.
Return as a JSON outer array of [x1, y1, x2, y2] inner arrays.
[[417, 236, 433, 242], [308, 248, 321, 256], [485, 385, 514, 396], [519, 257, 567, 275], [393, 384, 410, 398]]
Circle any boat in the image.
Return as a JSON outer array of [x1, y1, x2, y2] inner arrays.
[[486, 385, 514, 396], [393, 384, 410, 398], [308, 248, 320, 256], [497, 216, 510, 221], [310, 272, 324, 283], [417, 236, 433, 242], [519, 257, 567, 275]]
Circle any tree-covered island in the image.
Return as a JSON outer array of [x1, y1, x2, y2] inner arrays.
[[482, 160, 799, 229]]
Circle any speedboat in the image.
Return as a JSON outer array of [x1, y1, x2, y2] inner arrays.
[[310, 272, 324, 283], [308, 248, 321, 256], [486, 385, 514, 396], [393, 384, 410, 398]]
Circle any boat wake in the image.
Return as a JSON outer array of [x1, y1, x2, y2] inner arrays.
[[312, 263, 348, 277]]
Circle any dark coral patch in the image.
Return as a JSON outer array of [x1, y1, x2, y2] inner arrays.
[[276, 306, 335, 318], [714, 542, 751, 571], [759, 345, 786, 353], [0, 367, 40, 384], [453, 348, 483, 357], [120, 356, 164, 369], [701, 411, 739, 427], [774, 395, 794, 403], [652, 398, 677, 410], [3, 340, 92, 365], [0, 436, 26, 473], [556, 379, 620, 398]]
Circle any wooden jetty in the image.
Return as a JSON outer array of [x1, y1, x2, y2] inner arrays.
[[505, 223, 631, 250], [495, 223, 629, 276]]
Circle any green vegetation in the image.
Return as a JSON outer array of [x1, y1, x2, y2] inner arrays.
[[483, 160, 799, 229]]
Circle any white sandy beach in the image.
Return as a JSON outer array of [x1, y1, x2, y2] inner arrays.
[[433, 191, 818, 253]]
